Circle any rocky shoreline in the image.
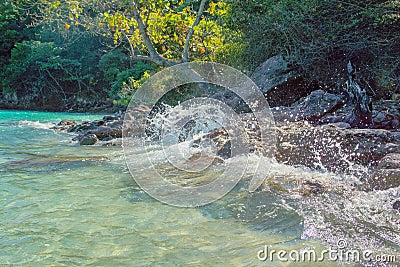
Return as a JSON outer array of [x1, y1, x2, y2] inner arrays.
[[51, 55, 399, 209], [52, 90, 400, 194]]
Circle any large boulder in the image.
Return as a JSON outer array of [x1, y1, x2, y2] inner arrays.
[[250, 54, 315, 107], [272, 90, 344, 124]]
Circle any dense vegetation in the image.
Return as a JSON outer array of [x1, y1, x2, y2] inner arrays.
[[227, 0, 400, 99], [0, 0, 399, 110]]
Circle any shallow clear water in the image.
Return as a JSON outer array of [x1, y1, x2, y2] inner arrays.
[[0, 110, 399, 266]]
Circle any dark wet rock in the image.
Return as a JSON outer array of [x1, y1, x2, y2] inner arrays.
[[292, 90, 344, 121], [193, 119, 400, 192], [119, 105, 151, 139], [374, 112, 387, 124], [192, 129, 231, 159], [56, 91, 398, 192], [191, 123, 273, 159], [318, 103, 354, 125], [393, 200, 400, 211], [361, 153, 400, 191], [320, 99, 400, 130], [378, 153, 400, 169], [58, 120, 76, 126], [250, 54, 316, 107], [196, 120, 399, 176], [55, 105, 151, 146], [371, 100, 400, 130], [210, 91, 251, 112], [0, 102, 19, 110], [79, 134, 99, 145], [68, 120, 105, 133], [65, 114, 123, 144], [103, 115, 118, 121], [329, 122, 351, 129], [85, 125, 122, 141], [51, 120, 77, 131], [275, 122, 400, 172]]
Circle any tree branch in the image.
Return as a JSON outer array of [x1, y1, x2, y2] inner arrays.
[[182, 0, 207, 62], [132, 0, 178, 66]]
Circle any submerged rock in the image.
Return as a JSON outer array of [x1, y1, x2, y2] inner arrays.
[[320, 99, 400, 130], [79, 134, 99, 145], [301, 180, 326, 196], [187, 152, 224, 167]]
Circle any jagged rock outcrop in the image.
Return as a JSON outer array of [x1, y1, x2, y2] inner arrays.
[[250, 54, 316, 107]]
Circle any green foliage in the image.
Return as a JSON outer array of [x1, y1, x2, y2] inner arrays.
[[0, 0, 230, 110], [1, 38, 105, 109], [109, 69, 134, 99], [0, 0, 34, 90], [37, 0, 227, 63], [110, 64, 153, 100], [98, 50, 130, 84], [101, 0, 225, 61], [228, 0, 400, 97], [98, 50, 155, 100], [2, 0, 398, 111]]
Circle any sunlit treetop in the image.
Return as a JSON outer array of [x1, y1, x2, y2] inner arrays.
[[26, 0, 229, 66]]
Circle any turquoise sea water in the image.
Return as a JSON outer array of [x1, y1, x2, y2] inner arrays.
[[0, 110, 398, 266]]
